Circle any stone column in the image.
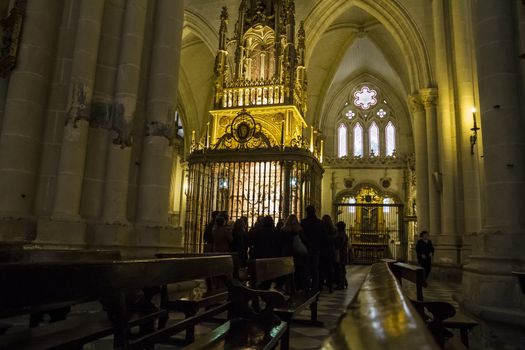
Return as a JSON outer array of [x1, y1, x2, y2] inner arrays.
[[408, 94, 429, 233], [0, 0, 60, 239], [463, 0, 525, 345], [101, 0, 148, 225], [80, 0, 126, 220], [51, 0, 104, 222], [420, 88, 441, 236], [449, 0, 482, 264], [136, 0, 183, 229], [34, 1, 80, 217]]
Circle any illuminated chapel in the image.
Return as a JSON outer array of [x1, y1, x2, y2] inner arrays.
[[0, 0, 524, 348]]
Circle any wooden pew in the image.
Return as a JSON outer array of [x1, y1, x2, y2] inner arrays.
[[387, 261, 478, 348], [155, 252, 240, 343], [248, 256, 321, 350], [0, 255, 287, 350], [322, 262, 440, 349], [390, 262, 425, 301], [0, 248, 122, 328]]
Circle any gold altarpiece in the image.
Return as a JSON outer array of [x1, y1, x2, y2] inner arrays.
[[185, 1, 323, 252]]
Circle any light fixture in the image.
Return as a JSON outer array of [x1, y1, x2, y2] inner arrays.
[[470, 107, 480, 155]]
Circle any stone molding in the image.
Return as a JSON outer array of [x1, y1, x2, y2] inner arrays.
[[407, 94, 424, 113], [420, 88, 438, 109]]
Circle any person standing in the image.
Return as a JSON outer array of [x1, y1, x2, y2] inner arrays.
[[301, 205, 324, 291], [212, 214, 233, 252], [281, 214, 309, 291], [203, 211, 219, 252], [335, 221, 349, 289], [320, 215, 337, 293], [416, 231, 434, 282]]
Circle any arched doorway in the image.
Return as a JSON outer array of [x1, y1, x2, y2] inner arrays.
[[334, 184, 406, 263]]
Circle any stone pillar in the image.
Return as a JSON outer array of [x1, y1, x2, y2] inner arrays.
[[136, 0, 183, 229], [80, 0, 126, 220], [101, 0, 148, 225], [449, 0, 482, 264], [430, 0, 459, 267], [420, 88, 441, 236], [408, 94, 429, 233], [0, 0, 60, 239], [41, 0, 104, 243], [35, 0, 81, 217], [463, 0, 525, 345]]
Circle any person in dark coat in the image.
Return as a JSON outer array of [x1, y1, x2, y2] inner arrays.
[[320, 215, 337, 293], [416, 230, 434, 281], [281, 214, 309, 291], [301, 205, 324, 291], [212, 215, 232, 252], [203, 211, 219, 252], [232, 218, 248, 267], [334, 221, 349, 289], [249, 215, 281, 259]]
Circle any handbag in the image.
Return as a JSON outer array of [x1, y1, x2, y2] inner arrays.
[[292, 234, 308, 255]]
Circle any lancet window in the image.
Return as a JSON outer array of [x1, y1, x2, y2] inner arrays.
[[336, 84, 397, 158]]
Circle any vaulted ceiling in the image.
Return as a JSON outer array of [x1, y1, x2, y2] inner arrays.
[[181, 0, 420, 142]]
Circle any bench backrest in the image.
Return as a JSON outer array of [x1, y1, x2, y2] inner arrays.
[[0, 249, 121, 263], [322, 262, 439, 350], [156, 252, 240, 279], [0, 255, 233, 313], [248, 256, 294, 287], [391, 262, 425, 301]]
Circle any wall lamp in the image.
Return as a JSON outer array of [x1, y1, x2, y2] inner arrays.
[[470, 107, 480, 155]]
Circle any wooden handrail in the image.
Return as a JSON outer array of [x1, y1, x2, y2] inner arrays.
[[322, 263, 439, 350]]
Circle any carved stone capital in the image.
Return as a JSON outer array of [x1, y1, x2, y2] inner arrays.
[[145, 120, 175, 145], [407, 94, 424, 113], [420, 88, 438, 109]]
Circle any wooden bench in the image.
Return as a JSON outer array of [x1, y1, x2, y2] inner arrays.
[[249, 256, 321, 350], [390, 262, 425, 301], [0, 248, 122, 328], [322, 262, 440, 349], [155, 252, 240, 343], [387, 261, 478, 348], [124, 256, 288, 350]]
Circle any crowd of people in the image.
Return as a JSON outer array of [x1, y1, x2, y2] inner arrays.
[[202, 205, 350, 293]]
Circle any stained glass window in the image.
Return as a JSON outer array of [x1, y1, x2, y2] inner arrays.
[[338, 124, 347, 158], [345, 110, 355, 119], [386, 121, 396, 156], [353, 86, 378, 110], [369, 122, 379, 156], [353, 123, 363, 157], [376, 108, 386, 118]]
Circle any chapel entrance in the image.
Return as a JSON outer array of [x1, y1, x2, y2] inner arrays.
[[335, 185, 406, 264]]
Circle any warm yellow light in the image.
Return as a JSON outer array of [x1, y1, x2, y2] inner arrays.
[[471, 107, 476, 113]]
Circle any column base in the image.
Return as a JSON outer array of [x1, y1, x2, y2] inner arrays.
[[0, 216, 37, 242], [36, 217, 87, 246]]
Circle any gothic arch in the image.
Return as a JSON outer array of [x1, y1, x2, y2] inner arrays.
[[183, 9, 218, 53], [304, 0, 434, 92]]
